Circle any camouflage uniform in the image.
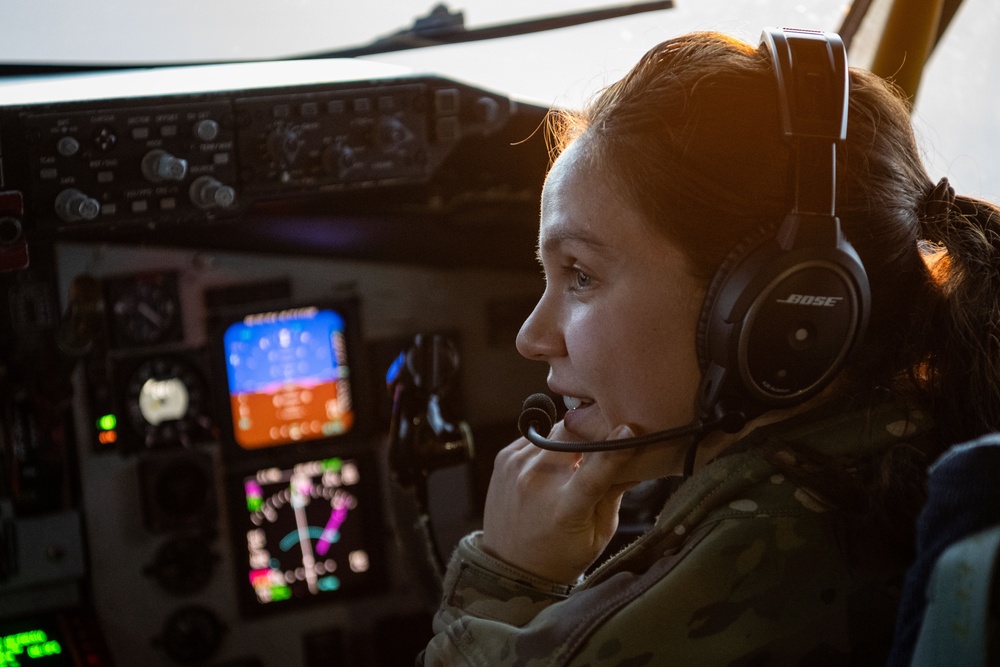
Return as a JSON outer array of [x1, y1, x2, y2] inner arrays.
[[422, 395, 933, 666]]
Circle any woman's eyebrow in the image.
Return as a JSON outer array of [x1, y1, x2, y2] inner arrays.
[[538, 227, 612, 259]]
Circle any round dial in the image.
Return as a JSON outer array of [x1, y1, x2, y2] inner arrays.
[[124, 355, 211, 448], [137, 373, 190, 425], [146, 536, 215, 595], [158, 605, 224, 664], [107, 273, 181, 347]]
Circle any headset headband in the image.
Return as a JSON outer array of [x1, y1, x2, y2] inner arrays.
[[761, 27, 848, 224], [695, 27, 869, 426]]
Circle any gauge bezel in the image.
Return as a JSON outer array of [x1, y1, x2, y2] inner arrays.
[[102, 270, 184, 348], [109, 346, 216, 451]]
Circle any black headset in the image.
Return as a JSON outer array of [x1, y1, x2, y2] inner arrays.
[[695, 27, 870, 428], [520, 28, 873, 457]]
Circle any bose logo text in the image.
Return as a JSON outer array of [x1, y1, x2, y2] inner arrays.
[[776, 294, 843, 307]]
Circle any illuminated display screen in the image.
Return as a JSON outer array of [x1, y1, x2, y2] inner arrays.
[[0, 622, 69, 667], [238, 454, 381, 610], [223, 306, 355, 449]]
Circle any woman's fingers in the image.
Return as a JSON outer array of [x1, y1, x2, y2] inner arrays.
[[564, 424, 639, 507], [480, 422, 645, 583]]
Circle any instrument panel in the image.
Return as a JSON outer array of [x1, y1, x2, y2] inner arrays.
[[0, 58, 548, 666], [1, 61, 517, 235]]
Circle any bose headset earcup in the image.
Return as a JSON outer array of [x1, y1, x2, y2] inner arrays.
[[696, 27, 871, 418]]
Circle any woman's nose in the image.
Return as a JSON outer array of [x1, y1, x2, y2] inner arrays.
[[516, 293, 564, 361]]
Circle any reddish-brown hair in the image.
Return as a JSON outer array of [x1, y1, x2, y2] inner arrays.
[[548, 31, 1000, 552]]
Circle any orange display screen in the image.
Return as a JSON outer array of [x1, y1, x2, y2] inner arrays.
[[223, 307, 355, 449]]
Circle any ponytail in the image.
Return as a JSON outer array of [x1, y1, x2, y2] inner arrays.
[[917, 181, 1000, 444]]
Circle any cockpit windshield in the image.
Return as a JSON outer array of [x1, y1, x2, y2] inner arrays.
[[3, 0, 997, 195]]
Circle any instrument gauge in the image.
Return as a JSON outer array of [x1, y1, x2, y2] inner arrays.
[[104, 271, 182, 348], [117, 352, 215, 449]]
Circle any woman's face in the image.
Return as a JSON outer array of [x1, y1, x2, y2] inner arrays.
[[516, 138, 706, 445]]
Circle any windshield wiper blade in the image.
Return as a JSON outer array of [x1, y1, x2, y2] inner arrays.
[[308, 1, 674, 58], [0, 1, 673, 77]]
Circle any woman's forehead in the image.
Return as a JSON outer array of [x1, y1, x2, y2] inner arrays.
[[541, 144, 675, 253]]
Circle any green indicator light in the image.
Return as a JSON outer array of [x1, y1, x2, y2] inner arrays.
[[322, 458, 342, 472], [3, 629, 47, 651], [271, 585, 292, 601], [246, 497, 263, 512], [27, 640, 62, 658], [97, 414, 117, 431]]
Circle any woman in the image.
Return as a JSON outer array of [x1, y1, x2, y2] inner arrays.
[[421, 29, 1000, 665]]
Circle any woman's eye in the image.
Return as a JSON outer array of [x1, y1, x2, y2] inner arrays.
[[555, 263, 594, 291]]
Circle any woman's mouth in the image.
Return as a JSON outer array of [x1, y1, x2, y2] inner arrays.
[[561, 395, 595, 435], [563, 395, 593, 410]]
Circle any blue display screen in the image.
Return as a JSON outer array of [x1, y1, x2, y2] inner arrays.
[[223, 307, 355, 449]]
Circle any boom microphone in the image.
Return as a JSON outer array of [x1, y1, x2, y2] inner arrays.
[[517, 392, 558, 438], [517, 393, 709, 453]]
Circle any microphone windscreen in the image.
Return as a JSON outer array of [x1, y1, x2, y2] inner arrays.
[[518, 393, 557, 438]]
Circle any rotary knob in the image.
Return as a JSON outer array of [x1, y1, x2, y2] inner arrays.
[[192, 119, 220, 142], [376, 117, 413, 148], [322, 142, 361, 180], [141, 149, 189, 183], [266, 126, 304, 164], [56, 135, 81, 157], [54, 188, 101, 223], [189, 176, 236, 210]]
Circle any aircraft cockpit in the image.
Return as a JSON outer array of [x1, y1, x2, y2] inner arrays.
[[0, 1, 996, 665]]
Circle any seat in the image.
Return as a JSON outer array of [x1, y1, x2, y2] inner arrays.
[[887, 434, 1000, 666], [909, 524, 1000, 666]]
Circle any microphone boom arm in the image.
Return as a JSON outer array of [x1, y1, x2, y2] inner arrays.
[[524, 422, 707, 452], [518, 393, 711, 453]]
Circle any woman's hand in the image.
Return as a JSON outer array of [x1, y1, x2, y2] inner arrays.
[[480, 421, 641, 585]]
